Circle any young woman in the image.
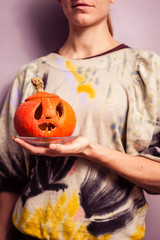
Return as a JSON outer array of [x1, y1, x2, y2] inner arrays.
[[0, 0, 160, 239]]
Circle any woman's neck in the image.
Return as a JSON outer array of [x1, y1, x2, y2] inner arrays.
[[59, 22, 119, 59]]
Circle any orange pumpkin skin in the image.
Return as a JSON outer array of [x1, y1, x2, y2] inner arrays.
[[14, 91, 76, 137]]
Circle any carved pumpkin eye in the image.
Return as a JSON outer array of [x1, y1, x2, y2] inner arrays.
[[34, 102, 56, 132], [56, 102, 64, 117], [34, 102, 42, 120]]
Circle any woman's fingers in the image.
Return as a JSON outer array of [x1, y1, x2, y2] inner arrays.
[[12, 137, 50, 155], [12, 136, 90, 157]]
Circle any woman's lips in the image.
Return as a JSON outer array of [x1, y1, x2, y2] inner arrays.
[[72, 3, 93, 8]]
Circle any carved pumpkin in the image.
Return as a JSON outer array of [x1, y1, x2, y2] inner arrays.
[[14, 77, 76, 137]]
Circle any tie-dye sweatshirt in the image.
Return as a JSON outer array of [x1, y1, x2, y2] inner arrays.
[[0, 48, 160, 240]]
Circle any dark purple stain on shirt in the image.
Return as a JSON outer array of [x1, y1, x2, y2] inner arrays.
[[79, 166, 146, 235]]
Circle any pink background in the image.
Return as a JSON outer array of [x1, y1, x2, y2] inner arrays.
[[0, 0, 160, 239]]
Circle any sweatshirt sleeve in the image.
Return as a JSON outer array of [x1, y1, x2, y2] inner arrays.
[[0, 60, 39, 194], [138, 51, 160, 162]]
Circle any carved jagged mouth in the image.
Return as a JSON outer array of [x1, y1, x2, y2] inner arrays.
[[38, 123, 55, 132]]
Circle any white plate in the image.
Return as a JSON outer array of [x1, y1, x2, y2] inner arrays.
[[15, 135, 78, 146]]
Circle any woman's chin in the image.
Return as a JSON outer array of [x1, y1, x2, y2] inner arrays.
[[69, 15, 93, 28]]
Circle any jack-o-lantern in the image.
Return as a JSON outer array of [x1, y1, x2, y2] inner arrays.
[[14, 77, 76, 137]]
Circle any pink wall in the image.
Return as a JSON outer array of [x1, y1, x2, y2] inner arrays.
[[0, 0, 160, 239]]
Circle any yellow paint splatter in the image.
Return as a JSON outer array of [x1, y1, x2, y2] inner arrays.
[[99, 234, 112, 240], [130, 224, 145, 240], [77, 84, 96, 98], [67, 190, 79, 217], [42, 202, 59, 239], [130, 204, 147, 240], [20, 206, 44, 238], [66, 60, 85, 84], [13, 190, 113, 239], [72, 224, 88, 240], [54, 192, 67, 221], [62, 217, 77, 240], [19, 206, 30, 226], [66, 60, 96, 98]]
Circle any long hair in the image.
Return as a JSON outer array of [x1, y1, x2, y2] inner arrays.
[[107, 14, 113, 36]]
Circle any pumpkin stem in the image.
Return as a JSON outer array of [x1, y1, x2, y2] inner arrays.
[[31, 77, 44, 92]]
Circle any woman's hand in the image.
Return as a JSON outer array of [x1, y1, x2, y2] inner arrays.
[[12, 136, 90, 158]]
